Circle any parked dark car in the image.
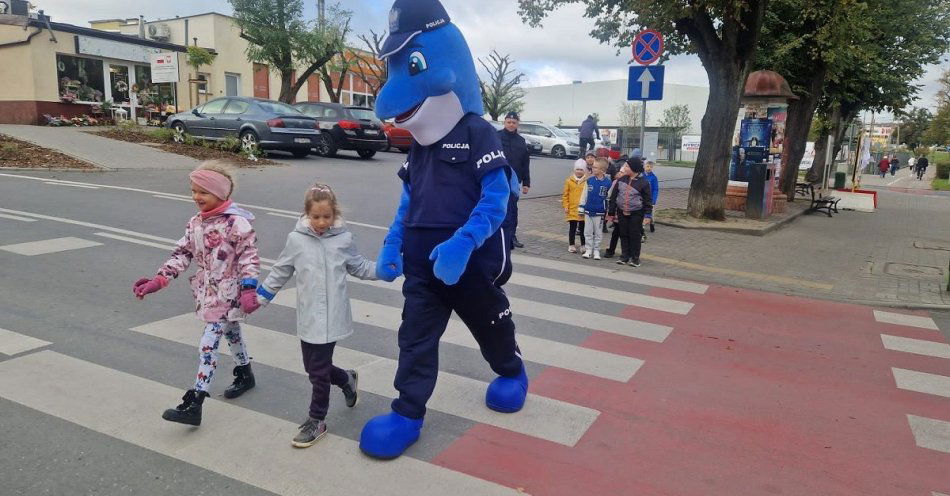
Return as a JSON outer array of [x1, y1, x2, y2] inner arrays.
[[165, 97, 320, 158], [383, 121, 413, 152], [293, 102, 388, 159]]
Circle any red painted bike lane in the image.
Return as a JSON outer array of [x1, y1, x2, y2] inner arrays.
[[433, 286, 950, 495]]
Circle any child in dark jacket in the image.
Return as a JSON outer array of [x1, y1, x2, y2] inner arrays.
[[642, 160, 660, 240], [607, 157, 653, 267]]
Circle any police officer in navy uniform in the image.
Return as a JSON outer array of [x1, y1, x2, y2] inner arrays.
[[498, 111, 530, 249]]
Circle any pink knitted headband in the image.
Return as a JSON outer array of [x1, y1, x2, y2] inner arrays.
[[189, 169, 231, 200]]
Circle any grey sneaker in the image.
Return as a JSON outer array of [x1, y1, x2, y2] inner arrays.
[[629, 259, 641, 267], [340, 369, 359, 408], [292, 418, 327, 448]]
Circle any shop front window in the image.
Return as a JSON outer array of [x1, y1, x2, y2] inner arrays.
[[56, 54, 104, 103], [133, 65, 174, 108], [109, 64, 130, 104]]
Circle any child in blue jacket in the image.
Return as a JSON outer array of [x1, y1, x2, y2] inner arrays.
[[643, 160, 659, 240]]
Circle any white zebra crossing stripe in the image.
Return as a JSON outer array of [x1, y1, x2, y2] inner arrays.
[[874, 310, 939, 330], [353, 278, 674, 343], [881, 334, 950, 360], [0, 351, 519, 495], [508, 273, 693, 315], [273, 289, 645, 382], [0, 328, 51, 356], [511, 253, 709, 294], [0, 213, 37, 222], [0, 237, 102, 256], [906, 415, 950, 454], [131, 314, 600, 447], [891, 368, 950, 399]]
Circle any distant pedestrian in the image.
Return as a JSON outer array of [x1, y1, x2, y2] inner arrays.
[[602, 160, 631, 258], [132, 160, 261, 427], [642, 160, 660, 240], [498, 111, 530, 249], [889, 155, 900, 176], [585, 151, 596, 173], [255, 183, 376, 448], [878, 157, 890, 178], [578, 157, 612, 260], [607, 157, 653, 267], [916, 155, 929, 180], [562, 159, 589, 253], [579, 114, 600, 155]]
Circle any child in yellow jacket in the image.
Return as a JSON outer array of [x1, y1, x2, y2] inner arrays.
[[562, 159, 589, 253]]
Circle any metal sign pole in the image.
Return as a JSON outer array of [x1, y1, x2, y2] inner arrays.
[[639, 102, 646, 155]]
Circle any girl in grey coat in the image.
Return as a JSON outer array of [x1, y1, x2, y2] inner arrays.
[[256, 184, 378, 448]]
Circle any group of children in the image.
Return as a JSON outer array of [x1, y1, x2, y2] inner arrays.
[[133, 160, 375, 448], [561, 152, 658, 267]]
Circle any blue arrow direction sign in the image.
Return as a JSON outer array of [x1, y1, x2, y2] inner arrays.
[[627, 65, 665, 101]]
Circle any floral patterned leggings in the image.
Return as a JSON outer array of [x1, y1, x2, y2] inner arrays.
[[195, 321, 250, 392]]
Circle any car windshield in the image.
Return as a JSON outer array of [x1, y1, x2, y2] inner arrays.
[[550, 127, 570, 138], [256, 101, 302, 115], [348, 108, 377, 121]]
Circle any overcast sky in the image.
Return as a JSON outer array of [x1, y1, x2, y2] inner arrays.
[[34, 0, 948, 112]]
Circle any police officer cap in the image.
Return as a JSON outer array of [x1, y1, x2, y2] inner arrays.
[[380, 0, 452, 59], [505, 111, 520, 121]]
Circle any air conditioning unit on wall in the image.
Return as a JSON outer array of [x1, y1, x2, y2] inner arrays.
[[1, 0, 30, 16], [147, 23, 171, 41]]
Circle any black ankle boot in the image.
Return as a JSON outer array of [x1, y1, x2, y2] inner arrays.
[[162, 389, 209, 426], [223, 363, 255, 399]]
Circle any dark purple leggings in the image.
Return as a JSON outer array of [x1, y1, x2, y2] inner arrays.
[[301, 341, 349, 420]]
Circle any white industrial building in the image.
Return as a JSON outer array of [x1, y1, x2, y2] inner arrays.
[[520, 78, 710, 159]]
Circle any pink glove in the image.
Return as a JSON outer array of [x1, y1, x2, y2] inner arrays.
[[239, 288, 260, 314], [133, 275, 168, 299]]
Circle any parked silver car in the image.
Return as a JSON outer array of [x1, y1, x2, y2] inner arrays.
[[165, 97, 320, 158]]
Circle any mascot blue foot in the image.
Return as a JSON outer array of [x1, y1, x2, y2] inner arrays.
[[486, 365, 528, 413], [359, 411, 424, 459]]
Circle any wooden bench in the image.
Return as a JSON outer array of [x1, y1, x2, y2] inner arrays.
[[798, 183, 840, 217]]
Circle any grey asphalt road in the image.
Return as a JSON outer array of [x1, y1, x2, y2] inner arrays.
[[0, 151, 690, 495]]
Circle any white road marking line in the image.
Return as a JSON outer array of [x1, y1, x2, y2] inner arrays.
[[94, 232, 181, 251], [274, 289, 644, 382], [892, 368, 950, 399], [353, 278, 674, 343], [0, 213, 36, 222], [43, 182, 100, 189], [266, 212, 386, 231], [511, 253, 708, 294], [0, 236, 102, 256], [874, 310, 939, 330], [131, 314, 599, 447], [509, 272, 693, 315], [906, 415, 950, 454], [0, 351, 519, 495], [881, 334, 950, 360], [153, 194, 193, 203], [0, 207, 180, 244], [0, 328, 51, 356]]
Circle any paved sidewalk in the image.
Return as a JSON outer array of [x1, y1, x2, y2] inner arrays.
[[516, 180, 950, 308], [0, 125, 199, 171], [858, 163, 935, 191]]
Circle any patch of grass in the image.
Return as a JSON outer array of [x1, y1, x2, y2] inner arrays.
[[932, 178, 950, 191]]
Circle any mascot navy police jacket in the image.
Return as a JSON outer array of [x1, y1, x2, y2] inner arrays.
[[358, 0, 529, 460]]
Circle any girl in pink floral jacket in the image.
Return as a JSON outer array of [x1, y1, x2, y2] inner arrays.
[[133, 161, 261, 427]]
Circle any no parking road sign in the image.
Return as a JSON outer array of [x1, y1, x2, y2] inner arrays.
[[633, 29, 664, 65], [627, 65, 665, 101]]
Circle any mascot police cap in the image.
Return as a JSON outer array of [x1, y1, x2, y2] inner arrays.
[[380, 0, 451, 59]]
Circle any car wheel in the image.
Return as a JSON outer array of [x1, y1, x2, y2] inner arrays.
[[240, 130, 260, 153], [552, 145, 566, 159], [316, 134, 338, 158], [357, 149, 377, 159], [172, 122, 186, 144], [291, 149, 309, 158]]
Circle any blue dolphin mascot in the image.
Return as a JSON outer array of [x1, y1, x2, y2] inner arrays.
[[359, 0, 529, 459]]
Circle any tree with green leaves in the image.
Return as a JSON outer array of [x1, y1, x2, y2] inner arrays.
[[229, 0, 351, 103], [923, 70, 950, 146], [478, 50, 526, 121], [519, 0, 768, 220], [659, 104, 692, 154], [896, 108, 933, 149], [618, 101, 647, 150]]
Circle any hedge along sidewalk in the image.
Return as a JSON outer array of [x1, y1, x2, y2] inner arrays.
[[0, 124, 200, 171]]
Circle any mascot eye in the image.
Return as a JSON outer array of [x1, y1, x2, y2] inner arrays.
[[408, 51, 428, 76]]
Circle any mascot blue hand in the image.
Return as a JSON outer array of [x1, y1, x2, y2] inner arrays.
[[428, 235, 475, 286], [376, 242, 403, 282]]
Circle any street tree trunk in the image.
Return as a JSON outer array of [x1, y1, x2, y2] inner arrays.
[[779, 66, 826, 198], [278, 68, 295, 103], [686, 64, 745, 220]]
